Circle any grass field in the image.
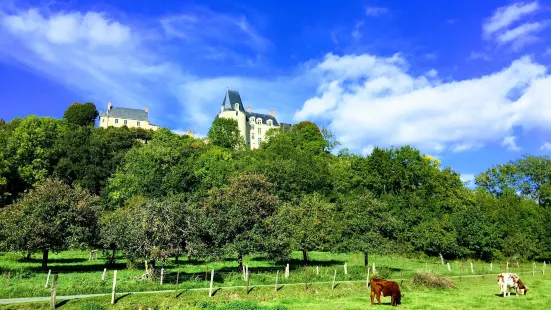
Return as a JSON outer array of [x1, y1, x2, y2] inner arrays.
[[0, 250, 548, 309]]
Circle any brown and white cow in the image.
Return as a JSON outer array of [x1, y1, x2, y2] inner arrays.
[[369, 277, 404, 306], [497, 273, 528, 297]]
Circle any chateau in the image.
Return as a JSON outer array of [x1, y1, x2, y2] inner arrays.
[[217, 89, 292, 149], [98, 102, 159, 130]]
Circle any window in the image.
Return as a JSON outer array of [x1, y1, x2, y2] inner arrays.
[[250, 117, 255, 124], [258, 128, 261, 135], [124, 120, 128, 125], [115, 119, 118, 124], [235, 103, 239, 110], [267, 120, 272, 126], [102, 118, 104, 123], [256, 118, 262, 124], [258, 138, 261, 145], [252, 133, 255, 140], [137, 121, 141, 126]]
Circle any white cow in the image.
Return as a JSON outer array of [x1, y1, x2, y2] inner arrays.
[[497, 273, 528, 297]]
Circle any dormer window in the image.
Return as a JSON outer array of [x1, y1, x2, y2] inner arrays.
[[235, 103, 239, 110], [267, 120, 273, 126], [256, 118, 262, 124], [250, 117, 255, 124]]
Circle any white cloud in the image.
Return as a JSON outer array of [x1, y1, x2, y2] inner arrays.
[[425, 69, 438, 78], [497, 21, 547, 45], [483, 1, 539, 37], [481, 1, 546, 50], [541, 142, 551, 151], [501, 136, 521, 151], [469, 51, 491, 61], [365, 7, 388, 16], [0, 5, 285, 135], [352, 21, 363, 39], [294, 53, 551, 154], [361, 145, 374, 156], [460, 173, 475, 186]]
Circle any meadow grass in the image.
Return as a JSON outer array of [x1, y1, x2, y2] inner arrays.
[[0, 250, 547, 309]]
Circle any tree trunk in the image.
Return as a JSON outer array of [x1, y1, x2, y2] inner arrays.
[[364, 252, 369, 267], [42, 250, 49, 270], [175, 253, 179, 264], [25, 251, 32, 261], [237, 253, 243, 272], [149, 259, 156, 278], [110, 248, 116, 265], [302, 250, 308, 265]]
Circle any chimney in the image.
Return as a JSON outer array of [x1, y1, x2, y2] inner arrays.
[[108, 102, 112, 111], [144, 107, 148, 113], [270, 110, 274, 117], [248, 107, 252, 112]]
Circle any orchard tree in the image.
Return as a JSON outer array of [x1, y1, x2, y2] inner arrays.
[[278, 192, 338, 264], [207, 117, 245, 149], [0, 178, 101, 269], [336, 193, 398, 266], [197, 173, 285, 271], [100, 196, 188, 275], [63, 102, 99, 126]]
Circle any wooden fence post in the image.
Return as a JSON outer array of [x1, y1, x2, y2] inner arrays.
[[209, 269, 214, 297], [205, 265, 208, 281], [544, 261, 546, 275], [316, 266, 319, 275], [366, 268, 370, 288], [176, 271, 180, 288], [344, 263, 347, 275], [275, 270, 279, 292], [440, 253, 444, 265], [102, 268, 107, 281], [243, 265, 246, 280], [45, 269, 51, 288], [111, 270, 117, 304], [533, 262, 535, 276], [50, 274, 58, 309], [305, 267, 308, 291], [7, 271, 10, 287], [459, 264, 462, 283], [447, 262, 451, 273], [372, 263, 376, 274], [470, 262, 474, 274], [490, 262, 493, 272], [332, 269, 336, 290], [482, 265, 485, 280], [246, 269, 250, 294], [285, 264, 289, 278], [160, 268, 165, 285], [506, 261, 509, 273]]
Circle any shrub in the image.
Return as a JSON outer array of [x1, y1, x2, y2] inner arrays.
[[80, 302, 106, 310], [410, 271, 455, 289]]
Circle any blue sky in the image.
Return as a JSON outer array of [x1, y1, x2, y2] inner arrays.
[[1, 0, 551, 185]]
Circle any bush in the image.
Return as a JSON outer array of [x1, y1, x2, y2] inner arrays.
[[80, 302, 106, 310], [410, 271, 455, 289]]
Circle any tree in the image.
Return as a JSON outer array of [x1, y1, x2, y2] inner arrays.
[[278, 193, 338, 264], [100, 196, 188, 275], [105, 128, 199, 207], [63, 102, 99, 126], [6, 116, 60, 187], [0, 178, 101, 269], [207, 117, 245, 149], [336, 193, 398, 266], [196, 173, 285, 270]]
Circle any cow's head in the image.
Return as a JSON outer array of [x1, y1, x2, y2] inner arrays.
[[394, 293, 404, 305]]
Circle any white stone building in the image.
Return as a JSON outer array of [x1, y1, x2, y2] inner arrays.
[[217, 89, 292, 149]]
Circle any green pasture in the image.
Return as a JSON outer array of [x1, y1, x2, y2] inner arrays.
[[0, 250, 548, 309]]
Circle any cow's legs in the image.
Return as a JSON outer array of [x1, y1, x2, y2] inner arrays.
[[377, 293, 382, 305], [370, 291, 374, 306]]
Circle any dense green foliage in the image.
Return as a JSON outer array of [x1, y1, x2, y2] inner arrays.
[[1, 102, 551, 271], [63, 102, 99, 126]]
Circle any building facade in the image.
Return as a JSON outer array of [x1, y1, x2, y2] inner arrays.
[[217, 89, 292, 149], [99, 102, 159, 130]]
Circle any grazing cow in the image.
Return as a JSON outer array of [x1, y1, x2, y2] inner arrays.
[[497, 273, 528, 297], [369, 277, 404, 306]]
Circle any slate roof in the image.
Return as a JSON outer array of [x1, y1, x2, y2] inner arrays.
[[99, 107, 149, 121], [222, 89, 246, 112], [246, 112, 279, 126]]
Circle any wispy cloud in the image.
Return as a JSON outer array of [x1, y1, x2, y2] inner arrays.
[[544, 47, 551, 56], [501, 136, 521, 151], [351, 21, 363, 39], [483, 1, 539, 37], [541, 142, 551, 151], [469, 51, 491, 61], [365, 7, 388, 16], [459, 173, 476, 187], [481, 1, 544, 50]]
